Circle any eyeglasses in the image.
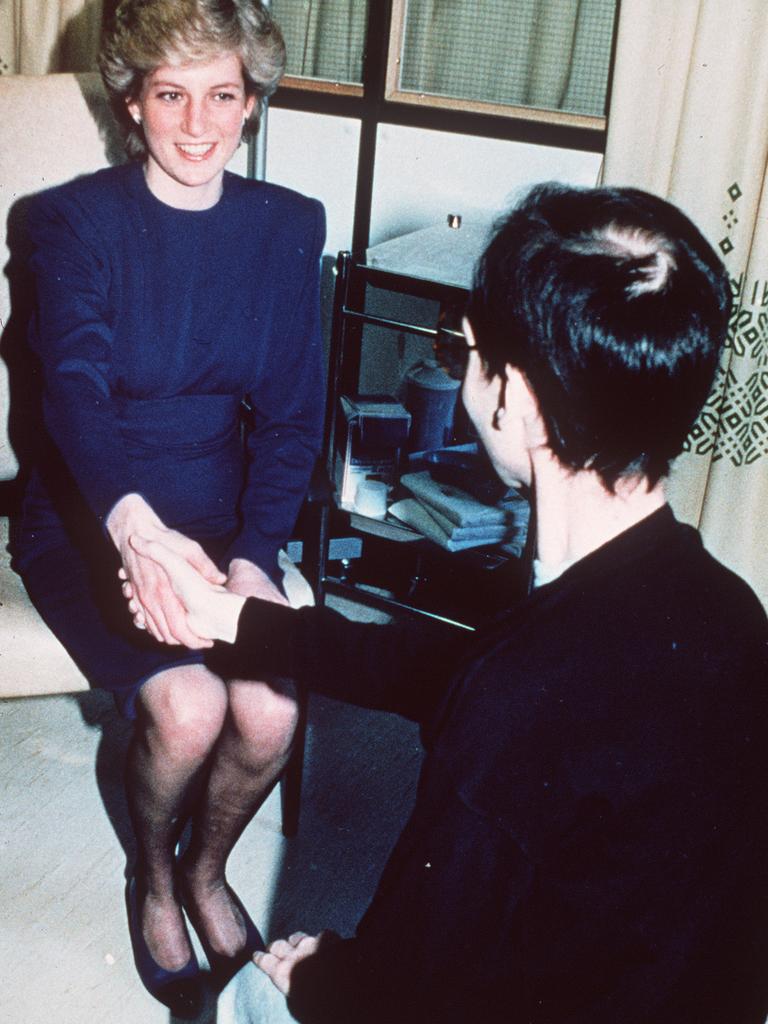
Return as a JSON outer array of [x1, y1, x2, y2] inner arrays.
[[433, 323, 476, 381]]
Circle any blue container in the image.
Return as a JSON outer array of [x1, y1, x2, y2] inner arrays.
[[404, 359, 461, 453]]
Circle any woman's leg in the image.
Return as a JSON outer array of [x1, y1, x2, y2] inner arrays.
[[180, 677, 299, 957], [128, 663, 228, 969]]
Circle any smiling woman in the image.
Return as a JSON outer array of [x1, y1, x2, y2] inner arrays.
[[127, 54, 255, 208], [12, 1, 326, 1018]]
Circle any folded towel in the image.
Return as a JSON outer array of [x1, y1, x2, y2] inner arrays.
[[389, 499, 508, 552], [400, 471, 508, 528]]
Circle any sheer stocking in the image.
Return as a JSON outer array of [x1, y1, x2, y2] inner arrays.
[[179, 676, 298, 957]]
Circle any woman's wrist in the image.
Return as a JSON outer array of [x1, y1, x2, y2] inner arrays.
[[105, 492, 155, 548]]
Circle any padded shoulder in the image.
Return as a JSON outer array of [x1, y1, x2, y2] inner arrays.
[[223, 173, 326, 244], [27, 164, 136, 252]]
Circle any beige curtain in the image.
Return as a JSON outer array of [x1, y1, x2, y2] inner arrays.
[[271, 0, 368, 84], [399, 0, 615, 117], [602, 0, 768, 608], [0, 0, 104, 75]]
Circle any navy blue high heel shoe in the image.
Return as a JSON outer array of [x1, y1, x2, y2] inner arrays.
[[125, 876, 202, 1018], [179, 876, 265, 991]]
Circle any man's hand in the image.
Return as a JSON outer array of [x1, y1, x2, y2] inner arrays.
[[253, 931, 339, 996], [107, 493, 225, 647], [226, 557, 289, 605], [128, 536, 246, 644]]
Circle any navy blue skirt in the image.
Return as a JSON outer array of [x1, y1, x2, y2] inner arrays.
[[15, 394, 281, 720], [18, 524, 244, 720]]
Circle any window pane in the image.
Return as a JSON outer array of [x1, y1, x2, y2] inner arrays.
[[397, 0, 617, 118], [271, 0, 369, 85]]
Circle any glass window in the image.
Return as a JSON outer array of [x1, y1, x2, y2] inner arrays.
[[388, 0, 617, 127], [271, 0, 369, 90]]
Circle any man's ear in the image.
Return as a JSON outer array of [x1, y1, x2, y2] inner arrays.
[[462, 317, 478, 355], [506, 366, 547, 448]]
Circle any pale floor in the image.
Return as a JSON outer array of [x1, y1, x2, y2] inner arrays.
[[0, 596, 422, 1024]]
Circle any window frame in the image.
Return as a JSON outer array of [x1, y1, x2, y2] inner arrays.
[[281, 76, 363, 98], [269, 0, 614, 252], [385, 0, 608, 131], [276, 0, 615, 130]]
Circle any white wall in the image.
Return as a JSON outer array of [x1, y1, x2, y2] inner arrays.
[[265, 108, 602, 254], [370, 123, 603, 245], [264, 107, 605, 395], [266, 107, 360, 256]]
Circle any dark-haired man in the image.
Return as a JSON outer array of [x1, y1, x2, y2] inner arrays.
[[131, 183, 768, 1024]]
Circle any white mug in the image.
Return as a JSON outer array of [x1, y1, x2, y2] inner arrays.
[[354, 478, 388, 518]]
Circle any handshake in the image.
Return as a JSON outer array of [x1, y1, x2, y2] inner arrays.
[[118, 535, 284, 648], [108, 492, 287, 649]]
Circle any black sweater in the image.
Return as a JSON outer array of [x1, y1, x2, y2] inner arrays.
[[210, 507, 768, 1023]]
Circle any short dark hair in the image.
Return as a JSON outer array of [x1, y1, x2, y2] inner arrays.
[[100, 0, 285, 159], [466, 182, 732, 490]]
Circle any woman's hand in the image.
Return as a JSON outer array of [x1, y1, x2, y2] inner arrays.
[[107, 493, 226, 646], [128, 536, 246, 644]]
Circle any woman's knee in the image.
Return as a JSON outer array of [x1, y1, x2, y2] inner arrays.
[[138, 664, 229, 762], [227, 677, 299, 753]]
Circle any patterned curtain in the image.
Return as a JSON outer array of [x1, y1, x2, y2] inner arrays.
[[0, 0, 110, 75], [602, 0, 768, 608]]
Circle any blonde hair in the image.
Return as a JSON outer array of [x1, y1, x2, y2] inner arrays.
[[99, 0, 285, 158]]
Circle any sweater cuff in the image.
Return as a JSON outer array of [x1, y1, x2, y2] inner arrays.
[[204, 597, 299, 680], [286, 939, 369, 1024]]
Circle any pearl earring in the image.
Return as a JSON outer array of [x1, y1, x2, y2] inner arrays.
[[132, 113, 142, 125]]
